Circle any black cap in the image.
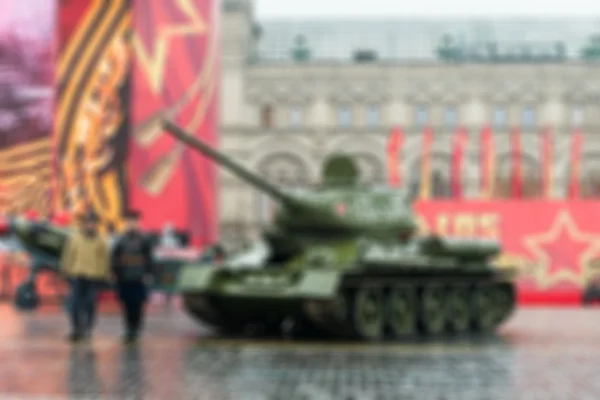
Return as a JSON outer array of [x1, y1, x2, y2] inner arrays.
[[123, 209, 142, 220]]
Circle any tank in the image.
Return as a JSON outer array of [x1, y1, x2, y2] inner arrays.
[[163, 120, 518, 341], [0, 218, 195, 310]]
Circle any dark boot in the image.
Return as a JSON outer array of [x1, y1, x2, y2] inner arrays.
[[68, 332, 82, 342], [122, 301, 137, 344]]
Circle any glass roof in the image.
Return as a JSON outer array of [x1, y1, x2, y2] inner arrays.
[[256, 19, 600, 61]]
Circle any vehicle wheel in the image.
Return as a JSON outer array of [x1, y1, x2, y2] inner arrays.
[[182, 294, 224, 328], [351, 286, 384, 341], [489, 283, 515, 325], [446, 285, 471, 334], [14, 282, 39, 311], [471, 285, 494, 331], [471, 283, 514, 331], [386, 286, 417, 339], [419, 285, 447, 335]]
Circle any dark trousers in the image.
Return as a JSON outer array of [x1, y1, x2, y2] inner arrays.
[[116, 281, 148, 335], [69, 278, 100, 335]]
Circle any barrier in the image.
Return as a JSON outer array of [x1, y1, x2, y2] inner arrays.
[[3, 201, 600, 306], [416, 200, 600, 304]]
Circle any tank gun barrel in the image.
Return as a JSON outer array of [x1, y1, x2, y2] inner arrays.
[[163, 121, 297, 206]]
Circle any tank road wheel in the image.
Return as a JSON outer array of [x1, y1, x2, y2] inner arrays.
[[14, 282, 40, 311], [445, 285, 472, 334], [351, 287, 384, 341], [385, 286, 417, 339], [471, 283, 515, 331], [418, 285, 447, 335], [489, 283, 516, 326]]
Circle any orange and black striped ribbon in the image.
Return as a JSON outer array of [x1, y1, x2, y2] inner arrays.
[[419, 126, 434, 200], [0, 138, 52, 214], [54, 0, 131, 225], [386, 126, 404, 188]]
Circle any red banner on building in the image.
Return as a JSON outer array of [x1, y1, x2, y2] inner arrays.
[[479, 126, 495, 198], [450, 126, 468, 198], [510, 126, 523, 198], [386, 126, 403, 187], [415, 200, 600, 303], [567, 130, 583, 198], [419, 126, 433, 200], [540, 127, 554, 198], [130, 0, 218, 246]]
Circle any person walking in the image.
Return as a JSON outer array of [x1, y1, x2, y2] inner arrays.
[[60, 211, 110, 342], [111, 210, 154, 343]]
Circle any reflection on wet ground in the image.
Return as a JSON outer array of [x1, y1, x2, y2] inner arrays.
[[0, 305, 599, 399]]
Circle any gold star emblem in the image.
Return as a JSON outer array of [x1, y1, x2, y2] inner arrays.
[[132, 0, 208, 94], [523, 210, 600, 289]]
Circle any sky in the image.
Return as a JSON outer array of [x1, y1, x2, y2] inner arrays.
[[0, 0, 54, 39], [255, 0, 600, 19]]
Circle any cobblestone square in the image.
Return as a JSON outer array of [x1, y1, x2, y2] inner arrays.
[[0, 305, 598, 399]]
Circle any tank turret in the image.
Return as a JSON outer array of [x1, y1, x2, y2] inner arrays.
[[162, 120, 417, 238]]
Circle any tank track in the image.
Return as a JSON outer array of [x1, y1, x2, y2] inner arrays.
[[183, 275, 516, 341], [304, 278, 516, 341]]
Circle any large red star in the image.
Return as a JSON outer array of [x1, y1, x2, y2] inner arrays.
[[523, 210, 600, 289]]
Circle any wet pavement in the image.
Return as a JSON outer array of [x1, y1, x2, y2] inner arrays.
[[0, 304, 599, 400]]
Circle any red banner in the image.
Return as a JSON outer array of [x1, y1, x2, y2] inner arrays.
[[419, 126, 433, 199], [131, 0, 218, 246], [568, 130, 583, 198], [386, 127, 403, 187], [479, 126, 494, 198], [541, 127, 553, 198], [450, 126, 468, 198], [416, 200, 600, 304], [510, 126, 523, 198]]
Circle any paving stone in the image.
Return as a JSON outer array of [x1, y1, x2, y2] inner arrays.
[[0, 305, 598, 399]]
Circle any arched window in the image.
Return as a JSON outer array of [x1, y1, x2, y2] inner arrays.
[[580, 155, 600, 198], [351, 153, 386, 186], [260, 105, 273, 128], [407, 153, 452, 199], [494, 154, 541, 198]]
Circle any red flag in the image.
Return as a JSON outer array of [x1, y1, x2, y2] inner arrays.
[[479, 126, 495, 198], [540, 127, 554, 198], [386, 126, 404, 187], [419, 126, 434, 200], [450, 126, 469, 198], [510, 127, 523, 198], [567, 130, 583, 198]]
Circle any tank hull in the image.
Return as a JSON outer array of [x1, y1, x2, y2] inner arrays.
[[181, 266, 516, 341]]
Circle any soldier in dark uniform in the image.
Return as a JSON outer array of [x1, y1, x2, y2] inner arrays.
[[111, 210, 154, 343]]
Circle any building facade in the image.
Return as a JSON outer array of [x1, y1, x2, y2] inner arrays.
[[219, 0, 600, 243]]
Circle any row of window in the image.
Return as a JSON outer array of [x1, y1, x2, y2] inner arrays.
[[260, 105, 586, 129]]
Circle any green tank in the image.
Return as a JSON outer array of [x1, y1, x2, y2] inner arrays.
[[163, 120, 518, 340]]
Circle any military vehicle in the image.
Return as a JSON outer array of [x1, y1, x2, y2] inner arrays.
[[162, 120, 518, 341], [0, 217, 195, 310], [582, 274, 600, 305]]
